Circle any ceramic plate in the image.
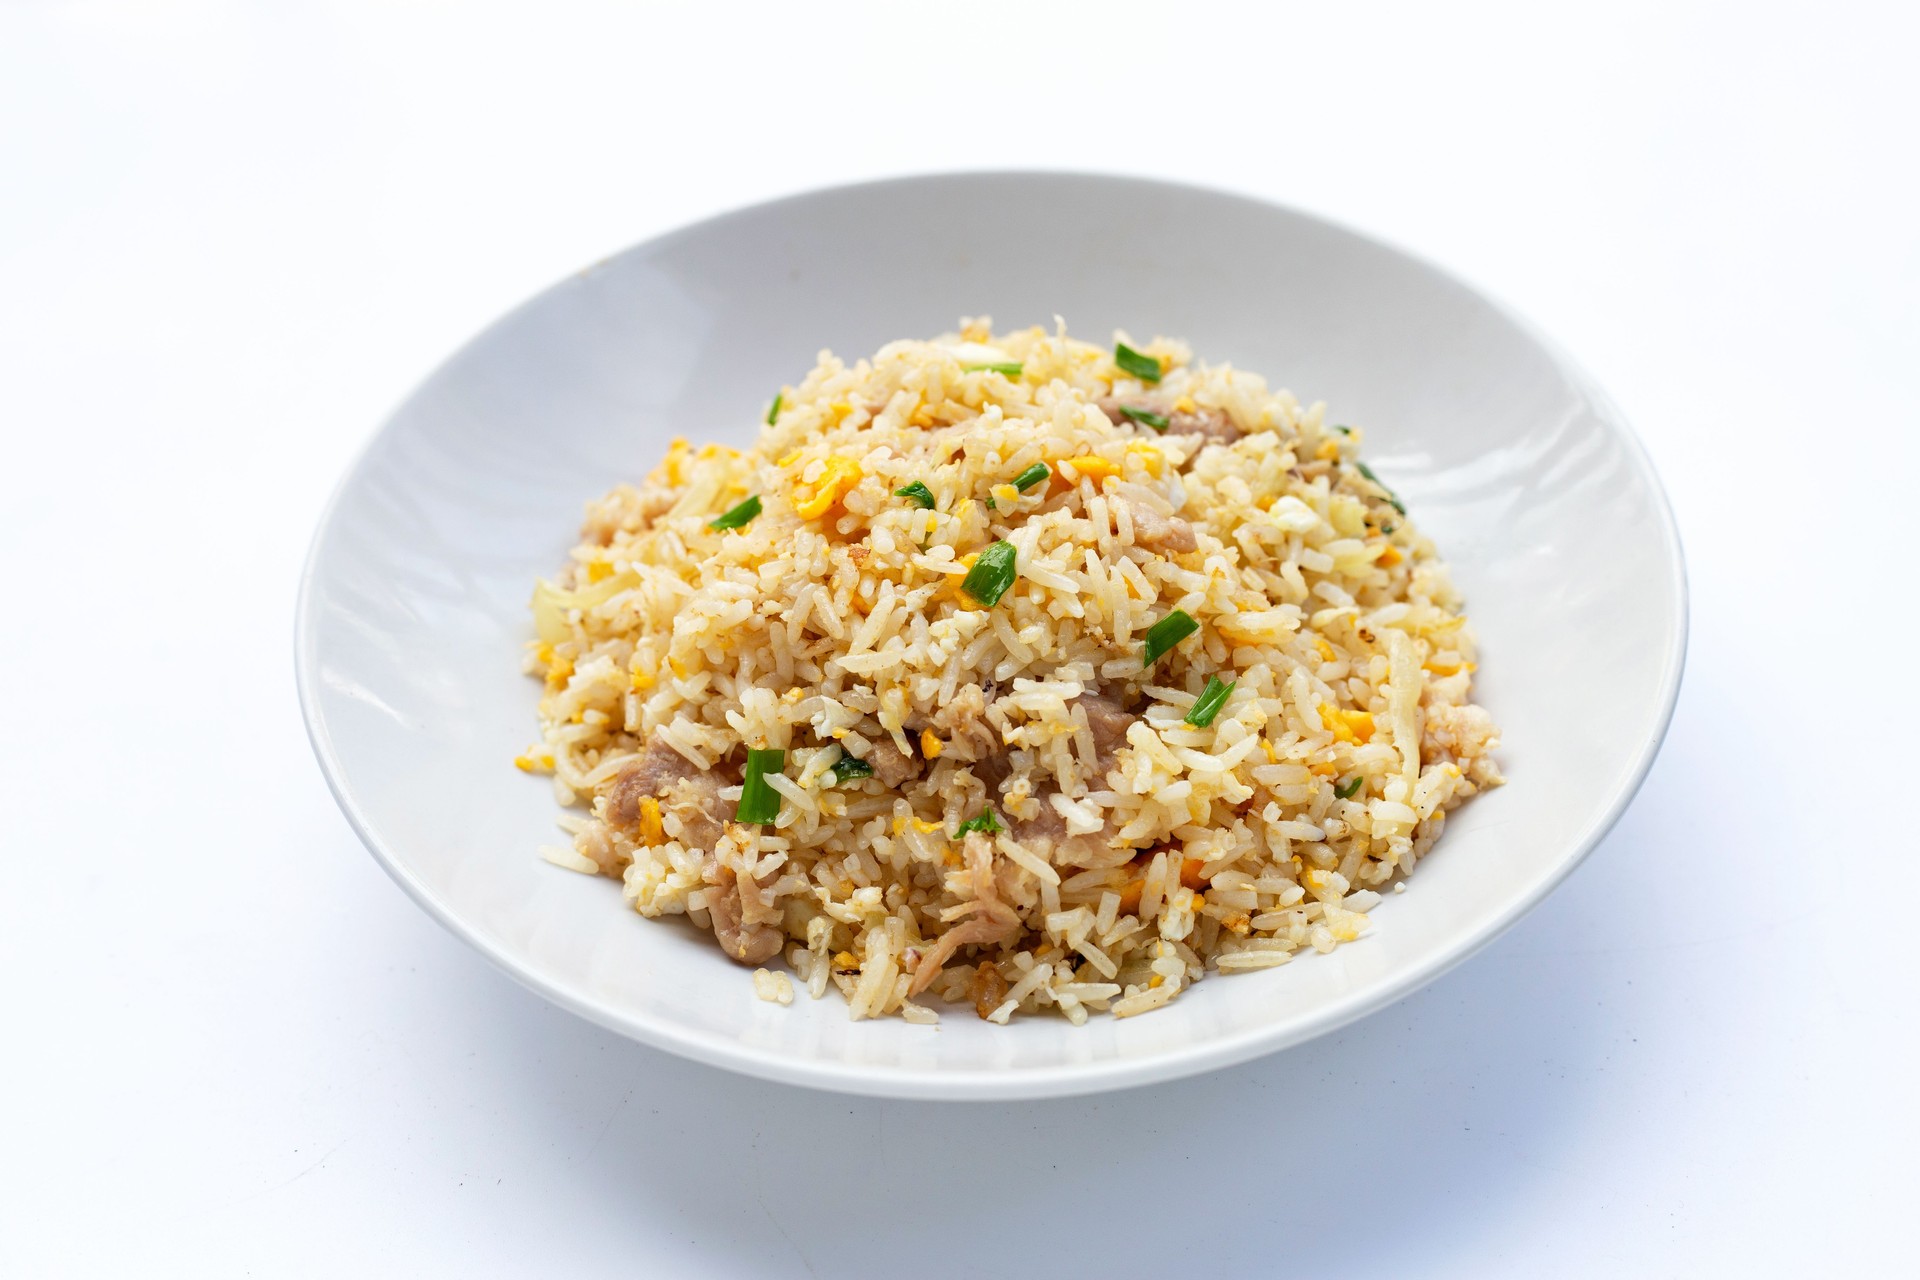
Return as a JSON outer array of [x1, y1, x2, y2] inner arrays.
[[296, 172, 1686, 1099]]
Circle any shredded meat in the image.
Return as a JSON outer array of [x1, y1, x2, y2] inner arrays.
[[606, 735, 729, 851], [1098, 395, 1242, 445], [864, 736, 920, 788], [702, 862, 784, 966], [909, 834, 1021, 994]]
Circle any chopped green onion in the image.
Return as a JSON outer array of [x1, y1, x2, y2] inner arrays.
[[1183, 675, 1237, 727], [961, 540, 1019, 607], [766, 393, 784, 426], [1354, 461, 1407, 516], [736, 748, 786, 824], [952, 807, 1004, 839], [1013, 463, 1052, 491], [1335, 776, 1364, 800], [1382, 524, 1396, 535], [1118, 405, 1170, 432], [1141, 609, 1199, 667], [1333, 424, 1352, 435], [1114, 342, 1163, 384], [962, 361, 1024, 377], [828, 756, 874, 786], [985, 495, 997, 510], [708, 495, 762, 531], [895, 481, 937, 510]]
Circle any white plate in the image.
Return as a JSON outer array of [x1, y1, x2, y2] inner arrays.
[[296, 172, 1686, 1100]]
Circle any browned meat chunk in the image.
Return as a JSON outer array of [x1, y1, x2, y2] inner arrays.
[[863, 736, 920, 788], [1007, 796, 1075, 851], [1120, 499, 1196, 554], [971, 746, 1011, 795], [606, 736, 698, 826], [973, 687, 1132, 804], [1170, 408, 1242, 444], [660, 775, 729, 851], [1099, 395, 1242, 445], [607, 735, 729, 851], [1003, 796, 1130, 870], [969, 960, 1010, 1020], [1077, 688, 1133, 774], [703, 863, 784, 966], [973, 688, 1137, 869]]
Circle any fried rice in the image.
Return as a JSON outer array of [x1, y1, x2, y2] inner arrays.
[[519, 319, 1501, 1023]]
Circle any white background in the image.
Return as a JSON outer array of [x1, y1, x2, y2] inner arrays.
[[4, 2, 1915, 1275]]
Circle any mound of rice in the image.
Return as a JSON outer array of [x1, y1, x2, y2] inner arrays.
[[520, 320, 1501, 1023]]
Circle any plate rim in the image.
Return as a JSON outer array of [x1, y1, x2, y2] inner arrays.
[[294, 168, 1690, 1100]]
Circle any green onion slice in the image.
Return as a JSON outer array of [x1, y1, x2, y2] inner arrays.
[[1333, 424, 1352, 435], [708, 495, 762, 531], [828, 756, 874, 786], [1142, 609, 1199, 667], [1335, 776, 1364, 800], [1354, 461, 1407, 516], [1118, 405, 1170, 432], [962, 362, 1024, 377], [894, 481, 937, 510], [1012, 463, 1052, 491], [736, 748, 786, 824], [1114, 342, 1163, 384], [1183, 675, 1237, 727], [952, 807, 1004, 840], [766, 393, 784, 426], [960, 540, 1018, 607]]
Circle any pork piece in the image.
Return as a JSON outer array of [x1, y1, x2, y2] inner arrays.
[[862, 736, 920, 788], [968, 961, 1010, 1020], [977, 688, 1136, 868], [606, 735, 729, 850], [1007, 799, 1090, 860], [660, 775, 729, 851], [1098, 395, 1242, 445], [606, 738, 695, 826], [1119, 497, 1196, 554], [1077, 688, 1134, 775], [702, 862, 784, 966], [973, 687, 1129, 791]]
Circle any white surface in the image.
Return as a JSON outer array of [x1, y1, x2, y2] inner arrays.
[[298, 170, 1686, 1098], [1, 0, 1913, 1273]]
